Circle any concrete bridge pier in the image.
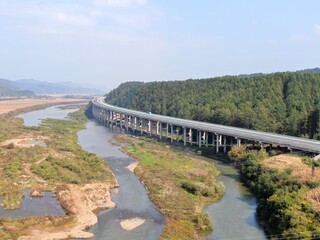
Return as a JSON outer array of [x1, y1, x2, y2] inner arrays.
[[223, 136, 227, 153], [166, 123, 169, 139], [236, 138, 241, 147], [183, 127, 187, 146], [159, 122, 163, 140], [176, 127, 180, 142], [148, 120, 152, 137], [188, 129, 193, 145], [171, 124, 174, 143], [215, 134, 220, 153], [125, 115, 129, 132], [198, 130, 202, 147]]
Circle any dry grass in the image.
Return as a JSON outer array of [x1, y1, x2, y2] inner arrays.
[[306, 187, 320, 212], [263, 154, 320, 182]]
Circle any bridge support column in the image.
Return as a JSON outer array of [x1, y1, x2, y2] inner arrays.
[[111, 112, 114, 129], [159, 122, 162, 140], [183, 127, 187, 146], [236, 138, 241, 147], [223, 136, 227, 153], [171, 125, 174, 143], [288, 147, 293, 154], [166, 123, 169, 139], [140, 119, 143, 135], [198, 130, 202, 147], [189, 129, 192, 145], [119, 114, 123, 131], [156, 121, 160, 136], [216, 134, 220, 153], [125, 115, 129, 132], [148, 120, 152, 137], [260, 142, 264, 150], [133, 117, 137, 134], [212, 133, 215, 148], [176, 127, 180, 142], [204, 132, 208, 147]]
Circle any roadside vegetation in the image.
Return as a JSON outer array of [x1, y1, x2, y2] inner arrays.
[[228, 147, 320, 239], [0, 105, 116, 239], [118, 135, 224, 240]]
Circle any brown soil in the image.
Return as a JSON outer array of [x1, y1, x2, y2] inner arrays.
[[0, 98, 85, 115], [18, 182, 118, 240], [263, 154, 320, 181]]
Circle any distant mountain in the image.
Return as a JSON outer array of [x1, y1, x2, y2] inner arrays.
[[0, 78, 34, 97], [14, 79, 104, 95]]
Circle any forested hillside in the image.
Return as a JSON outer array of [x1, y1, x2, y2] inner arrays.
[[105, 71, 320, 139]]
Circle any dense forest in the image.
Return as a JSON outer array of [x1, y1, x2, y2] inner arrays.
[[105, 71, 320, 139]]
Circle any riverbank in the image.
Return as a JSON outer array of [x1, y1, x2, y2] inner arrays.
[[117, 135, 224, 240], [0, 106, 118, 239], [230, 147, 320, 238]]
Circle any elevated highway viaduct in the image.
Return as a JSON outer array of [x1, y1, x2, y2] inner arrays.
[[91, 97, 320, 155]]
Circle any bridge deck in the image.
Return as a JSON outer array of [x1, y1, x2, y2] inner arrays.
[[92, 98, 320, 153]]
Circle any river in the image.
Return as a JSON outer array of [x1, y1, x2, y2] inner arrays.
[[16, 104, 267, 240]]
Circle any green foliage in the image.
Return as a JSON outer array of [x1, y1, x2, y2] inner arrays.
[[105, 72, 320, 138], [31, 149, 113, 184], [240, 155, 320, 237], [4, 158, 22, 178]]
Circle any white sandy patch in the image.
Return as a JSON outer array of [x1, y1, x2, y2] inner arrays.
[[120, 217, 146, 231], [126, 162, 139, 172], [0, 136, 48, 148]]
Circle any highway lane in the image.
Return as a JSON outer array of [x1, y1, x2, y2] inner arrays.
[[93, 98, 320, 153]]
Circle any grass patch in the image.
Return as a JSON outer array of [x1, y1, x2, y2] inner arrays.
[[119, 136, 224, 239]]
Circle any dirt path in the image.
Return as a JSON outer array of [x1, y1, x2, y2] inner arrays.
[[24, 157, 47, 183]]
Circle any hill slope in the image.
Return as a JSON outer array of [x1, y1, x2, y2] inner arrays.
[[0, 78, 34, 97], [105, 70, 320, 139]]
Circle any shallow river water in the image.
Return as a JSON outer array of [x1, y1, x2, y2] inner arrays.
[[15, 105, 267, 239], [78, 121, 164, 240]]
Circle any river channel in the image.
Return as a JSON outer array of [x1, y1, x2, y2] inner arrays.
[[17, 104, 267, 239]]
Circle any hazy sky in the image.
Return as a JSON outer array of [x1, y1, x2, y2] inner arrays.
[[0, 0, 319, 91]]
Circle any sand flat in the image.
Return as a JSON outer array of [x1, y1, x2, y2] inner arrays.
[[120, 218, 146, 231]]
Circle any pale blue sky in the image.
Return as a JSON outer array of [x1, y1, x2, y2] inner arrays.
[[0, 0, 319, 90]]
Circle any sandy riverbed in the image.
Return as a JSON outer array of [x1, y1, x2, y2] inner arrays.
[[0, 98, 86, 115], [18, 182, 119, 240]]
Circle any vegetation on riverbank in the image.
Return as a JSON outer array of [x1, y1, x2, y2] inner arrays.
[[228, 147, 320, 238], [0, 105, 116, 239], [117, 135, 224, 240]]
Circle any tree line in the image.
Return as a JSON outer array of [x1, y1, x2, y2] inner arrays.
[[105, 71, 320, 139]]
